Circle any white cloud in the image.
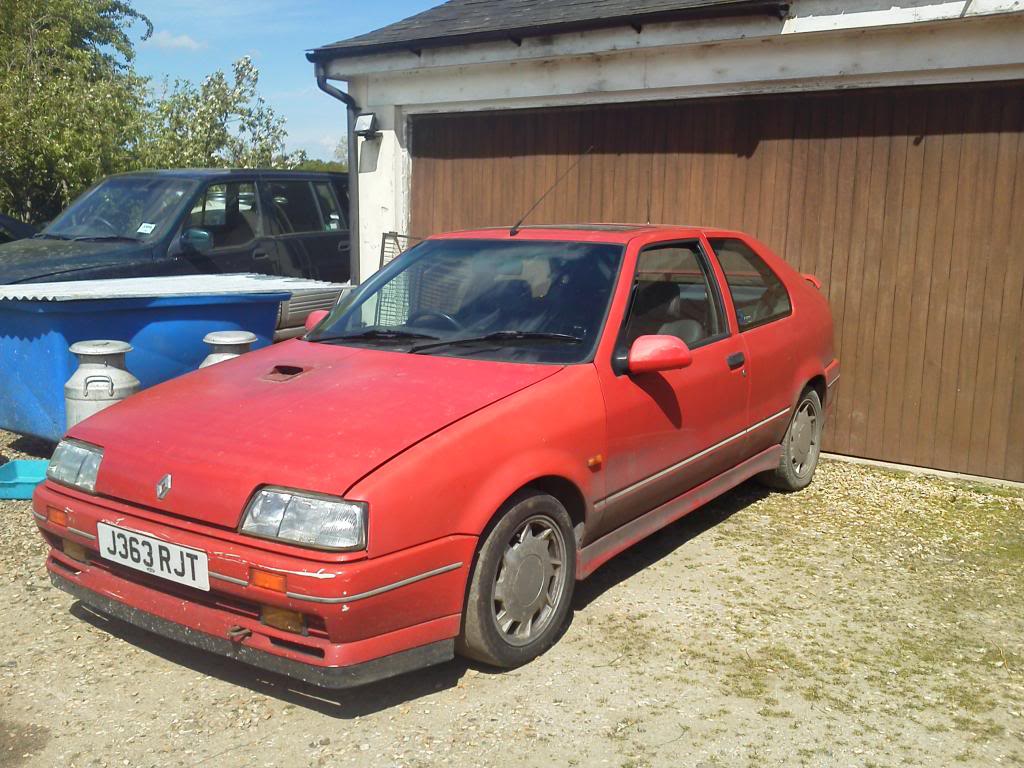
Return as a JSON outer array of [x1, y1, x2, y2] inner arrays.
[[146, 30, 205, 51]]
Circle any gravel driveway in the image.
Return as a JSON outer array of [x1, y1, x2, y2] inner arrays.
[[1, 428, 1021, 768]]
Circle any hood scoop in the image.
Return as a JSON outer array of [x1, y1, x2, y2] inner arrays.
[[263, 364, 307, 382]]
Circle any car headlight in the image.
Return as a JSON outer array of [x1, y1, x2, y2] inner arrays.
[[47, 439, 104, 493], [240, 488, 367, 550]]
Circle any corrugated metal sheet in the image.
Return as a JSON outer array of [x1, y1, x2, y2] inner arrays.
[[0, 274, 350, 302]]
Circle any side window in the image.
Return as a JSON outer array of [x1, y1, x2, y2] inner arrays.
[[187, 182, 258, 249], [710, 238, 791, 330], [621, 242, 725, 348], [313, 182, 346, 230], [263, 181, 324, 235]]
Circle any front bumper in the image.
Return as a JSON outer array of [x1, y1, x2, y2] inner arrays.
[[50, 570, 453, 688], [34, 481, 475, 687]]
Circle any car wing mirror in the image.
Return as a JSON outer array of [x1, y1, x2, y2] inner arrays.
[[304, 309, 330, 333], [627, 335, 693, 375], [180, 227, 213, 255]]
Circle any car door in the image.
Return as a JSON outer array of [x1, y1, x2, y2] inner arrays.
[[706, 235, 796, 457], [260, 178, 350, 282], [593, 239, 750, 539], [179, 179, 278, 275]]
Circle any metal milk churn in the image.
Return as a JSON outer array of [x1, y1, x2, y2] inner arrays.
[[199, 330, 257, 368], [65, 340, 141, 429]]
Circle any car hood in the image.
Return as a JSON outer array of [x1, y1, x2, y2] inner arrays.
[[70, 339, 562, 529], [0, 238, 152, 284]]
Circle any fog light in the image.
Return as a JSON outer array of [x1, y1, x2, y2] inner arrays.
[[47, 507, 68, 527], [250, 568, 286, 593], [61, 539, 87, 563], [261, 605, 305, 634]]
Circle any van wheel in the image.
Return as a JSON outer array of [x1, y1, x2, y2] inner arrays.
[[759, 389, 822, 492], [457, 492, 575, 668]]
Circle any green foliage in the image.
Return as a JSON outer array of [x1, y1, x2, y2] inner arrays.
[[0, 0, 312, 224], [139, 57, 307, 171], [294, 158, 347, 173]]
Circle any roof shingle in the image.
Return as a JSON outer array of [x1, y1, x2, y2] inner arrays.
[[309, 0, 786, 60]]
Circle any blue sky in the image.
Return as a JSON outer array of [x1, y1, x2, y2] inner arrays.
[[132, 1, 436, 159]]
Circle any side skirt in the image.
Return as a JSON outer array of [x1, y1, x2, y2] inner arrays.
[[576, 445, 782, 580]]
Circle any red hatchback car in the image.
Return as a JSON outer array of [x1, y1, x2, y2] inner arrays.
[[34, 225, 839, 686]]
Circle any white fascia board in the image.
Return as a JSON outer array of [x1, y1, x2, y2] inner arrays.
[[350, 14, 1024, 115], [320, 0, 1023, 80]]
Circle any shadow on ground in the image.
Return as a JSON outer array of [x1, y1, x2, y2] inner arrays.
[[68, 479, 771, 718]]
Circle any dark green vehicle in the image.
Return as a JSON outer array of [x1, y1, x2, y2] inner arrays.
[[0, 169, 350, 285]]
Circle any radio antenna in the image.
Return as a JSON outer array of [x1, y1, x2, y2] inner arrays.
[[510, 146, 594, 236]]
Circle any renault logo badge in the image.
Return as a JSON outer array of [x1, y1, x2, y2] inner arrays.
[[156, 473, 172, 500]]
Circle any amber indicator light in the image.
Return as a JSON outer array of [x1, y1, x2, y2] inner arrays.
[[47, 507, 69, 527], [61, 539, 88, 563], [250, 568, 287, 593], [261, 605, 305, 634]]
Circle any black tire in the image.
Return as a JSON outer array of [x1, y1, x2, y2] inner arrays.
[[759, 389, 823, 492], [456, 491, 576, 668]]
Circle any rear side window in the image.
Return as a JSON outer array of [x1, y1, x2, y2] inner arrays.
[[709, 238, 791, 331], [313, 182, 346, 230], [263, 181, 323, 234]]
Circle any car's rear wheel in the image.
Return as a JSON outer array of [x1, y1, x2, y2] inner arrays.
[[457, 491, 575, 668], [759, 388, 823, 491]]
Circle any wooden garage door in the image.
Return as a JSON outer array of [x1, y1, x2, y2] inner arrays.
[[410, 82, 1024, 481]]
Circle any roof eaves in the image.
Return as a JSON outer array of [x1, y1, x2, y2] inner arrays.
[[307, 1, 789, 63]]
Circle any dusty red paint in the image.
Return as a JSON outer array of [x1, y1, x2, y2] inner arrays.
[[33, 225, 838, 682]]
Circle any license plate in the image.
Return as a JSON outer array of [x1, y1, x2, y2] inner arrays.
[[96, 523, 209, 591]]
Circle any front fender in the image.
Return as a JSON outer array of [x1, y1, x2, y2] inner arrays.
[[348, 365, 607, 558]]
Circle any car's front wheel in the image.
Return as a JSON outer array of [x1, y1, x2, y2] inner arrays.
[[457, 491, 575, 668], [759, 388, 823, 491]]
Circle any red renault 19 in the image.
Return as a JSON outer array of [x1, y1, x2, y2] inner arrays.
[[33, 225, 839, 686]]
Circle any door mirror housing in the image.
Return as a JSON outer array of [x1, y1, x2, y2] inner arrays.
[[627, 335, 693, 374], [179, 228, 213, 255], [304, 309, 330, 333]]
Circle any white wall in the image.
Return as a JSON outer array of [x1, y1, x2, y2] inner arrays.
[[320, 1, 1024, 281]]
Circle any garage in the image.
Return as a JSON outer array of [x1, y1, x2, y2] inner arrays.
[[310, 0, 1024, 481], [407, 82, 1024, 480]]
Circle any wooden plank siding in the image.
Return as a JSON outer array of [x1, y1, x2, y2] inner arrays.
[[408, 81, 1024, 481]]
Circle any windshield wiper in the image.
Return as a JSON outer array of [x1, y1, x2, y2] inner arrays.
[[71, 235, 141, 243], [311, 328, 440, 344], [32, 233, 72, 240], [411, 331, 584, 353]]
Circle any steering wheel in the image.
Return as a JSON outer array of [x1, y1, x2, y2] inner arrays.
[[407, 310, 462, 331], [92, 215, 119, 234]]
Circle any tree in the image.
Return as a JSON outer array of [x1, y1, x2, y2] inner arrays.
[[0, 0, 151, 222], [139, 57, 306, 170], [0, 1, 306, 224]]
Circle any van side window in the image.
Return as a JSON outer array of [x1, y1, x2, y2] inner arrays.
[[621, 242, 725, 348], [313, 182, 346, 230], [709, 238, 792, 330], [263, 181, 324, 234], [187, 182, 258, 248]]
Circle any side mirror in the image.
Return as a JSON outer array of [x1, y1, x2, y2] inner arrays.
[[304, 309, 330, 333], [627, 335, 693, 375], [180, 228, 213, 255]]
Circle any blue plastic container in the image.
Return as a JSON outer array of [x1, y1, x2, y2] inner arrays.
[[0, 459, 48, 499], [0, 293, 287, 442]]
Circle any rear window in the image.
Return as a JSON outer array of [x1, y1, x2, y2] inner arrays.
[[709, 238, 791, 331], [263, 181, 324, 234]]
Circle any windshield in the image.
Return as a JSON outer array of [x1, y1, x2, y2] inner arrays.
[[42, 176, 199, 242], [309, 238, 625, 364]]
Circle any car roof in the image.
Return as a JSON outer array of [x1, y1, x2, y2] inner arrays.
[[105, 168, 347, 182], [429, 224, 729, 245]]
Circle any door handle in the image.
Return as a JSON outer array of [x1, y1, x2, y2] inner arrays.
[[726, 352, 745, 370], [253, 249, 270, 260]]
